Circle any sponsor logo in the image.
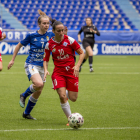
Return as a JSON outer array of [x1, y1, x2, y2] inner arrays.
[[93, 44, 98, 55], [34, 58, 43, 61], [86, 34, 93, 37], [0, 42, 30, 54], [74, 82, 79, 86], [57, 54, 69, 60], [33, 49, 44, 52], [34, 38, 37, 41], [102, 43, 140, 54], [41, 38, 44, 41], [65, 66, 70, 71]]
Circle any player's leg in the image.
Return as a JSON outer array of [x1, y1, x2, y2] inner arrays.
[[85, 46, 93, 72], [0, 54, 3, 71], [79, 41, 90, 72], [23, 66, 46, 119], [56, 87, 72, 118], [22, 73, 44, 120], [20, 64, 43, 108], [66, 91, 78, 102]]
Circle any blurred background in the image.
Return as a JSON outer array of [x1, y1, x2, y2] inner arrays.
[[0, 0, 140, 55]]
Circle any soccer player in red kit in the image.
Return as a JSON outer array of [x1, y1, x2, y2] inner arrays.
[[0, 27, 6, 71], [43, 20, 85, 125]]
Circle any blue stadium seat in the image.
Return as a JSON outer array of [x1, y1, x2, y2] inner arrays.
[[9, 8, 15, 13], [5, 23, 11, 29], [4, 3, 10, 8], [67, 0, 74, 5], [113, 14, 118, 18], [2, 0, 136, 30]]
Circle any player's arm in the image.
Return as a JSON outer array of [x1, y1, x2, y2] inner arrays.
[[77, 27, 83, 42], [43, 61, 50, 81], [8, 33, 30, 69], [73, 48, 84, 77], [0, 33, 6, 41], [90, 26, 100, 36], [94, 26, 100, 36], [43, 48, 50, 80], [70, 39, 84, 77], [7, 42, 23, 70]]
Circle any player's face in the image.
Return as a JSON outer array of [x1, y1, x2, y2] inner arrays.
[[53, 24, 64, 39], [86, 18, 92, 26], [39, 17, 50, 32]]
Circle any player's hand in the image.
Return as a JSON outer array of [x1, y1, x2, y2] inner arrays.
[[0, 33, 6, 41], [72, 65, 79, 77], [43, 70, 50, 81], [90, 28, 96, 33], [78, 40, 82, 43], [7, 60, 14, 70], [64, 26, 68, 35]]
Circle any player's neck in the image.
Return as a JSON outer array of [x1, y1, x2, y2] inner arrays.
[[87, 24, 92, 26], [54, 36, 64, 42], [38, 29, 46, 35]]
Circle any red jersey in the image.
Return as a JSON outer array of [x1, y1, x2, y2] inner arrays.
[[43, 35, 80, 67]]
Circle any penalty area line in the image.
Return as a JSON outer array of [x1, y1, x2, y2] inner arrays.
[[0, 127, 140, 132]]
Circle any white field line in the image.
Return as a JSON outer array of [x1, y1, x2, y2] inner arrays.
[[80, 72, 140, 75], [0, 127, 140, 132], [11, 66, 140, 69], [1, 72, 139, 75]]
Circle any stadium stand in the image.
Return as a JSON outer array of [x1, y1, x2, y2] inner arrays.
[[0, 0, 139, 30]]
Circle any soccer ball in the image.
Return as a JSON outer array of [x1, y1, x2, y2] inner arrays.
[[68, 113, 84, 129]]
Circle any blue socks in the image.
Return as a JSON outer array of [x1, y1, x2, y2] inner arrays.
[[24, 95, 38, 115], [22, 84, 36, 99]]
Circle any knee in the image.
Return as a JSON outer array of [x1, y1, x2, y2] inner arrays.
[[71, 97, 77, 102], [70, 95, 78, 102], [35, 82, 44, 90], [89, 52, 93, 56], [59, 94, 67, 102]]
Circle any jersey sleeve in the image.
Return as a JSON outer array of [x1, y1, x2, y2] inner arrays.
[[43, 42, 51, 62], [20, 33, 31, 46], [78, 26, 83, 34], [94, 26, 100, 36], [68, 36, 80, 51]]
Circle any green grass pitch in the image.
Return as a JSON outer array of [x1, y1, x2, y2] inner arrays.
[[0, 55, 140, 140]]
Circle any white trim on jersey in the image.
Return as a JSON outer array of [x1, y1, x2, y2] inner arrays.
[[68, 36, 75, 45], [45, 42, 49, 50]]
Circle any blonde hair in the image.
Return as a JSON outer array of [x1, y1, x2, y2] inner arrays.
[[37, 9, 49, 24]]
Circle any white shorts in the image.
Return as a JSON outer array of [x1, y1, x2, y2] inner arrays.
[[24, 63, 46, 82]]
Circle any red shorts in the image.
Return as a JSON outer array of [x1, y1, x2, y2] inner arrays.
[[0, 54, 2, 62], [51, 65, 79, 92]]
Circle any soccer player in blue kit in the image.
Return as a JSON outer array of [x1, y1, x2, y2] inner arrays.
[[7, 10, 67, 120]]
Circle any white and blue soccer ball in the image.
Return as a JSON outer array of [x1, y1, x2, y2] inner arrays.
[[68, 113, 84, 129]]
